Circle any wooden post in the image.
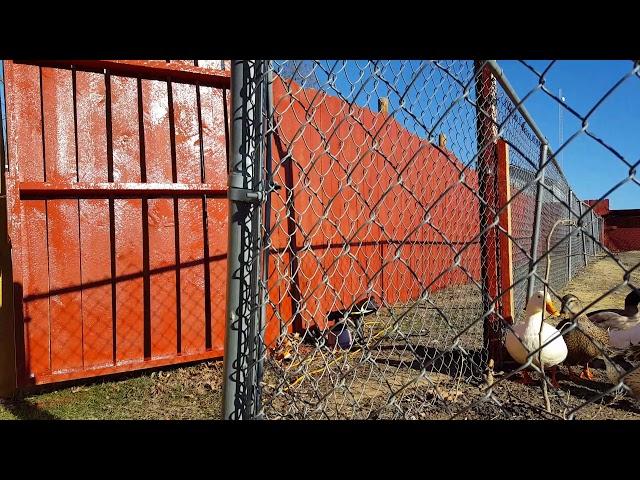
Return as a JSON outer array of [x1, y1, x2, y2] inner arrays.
[[497, 139, 514, 326], [474, 62, 500, 364], [438, 133, 447, 149], [378, 97, 389, 114]]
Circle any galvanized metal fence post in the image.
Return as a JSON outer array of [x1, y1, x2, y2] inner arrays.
[[222, 60, 266, 420], [526, 143, 548, 300], [598, 217, 602, 253], [579, 201, 588, 268], [256, 62, 274, 415], [590, 208, 596, 257], [599, 216, 604, 253], [567, 189, 573, 281]]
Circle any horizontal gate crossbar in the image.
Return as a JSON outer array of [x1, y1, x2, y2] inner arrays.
[[29, 348, 225, 386], [19, 182, 228, 199], [14, 60, 231, 89]]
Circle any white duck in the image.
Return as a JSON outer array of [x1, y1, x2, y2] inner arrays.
[[505, 290, 567, 387]]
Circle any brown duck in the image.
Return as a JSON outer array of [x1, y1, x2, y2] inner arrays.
[[557, 294, 613, 380], [603, 344, 640, 400]]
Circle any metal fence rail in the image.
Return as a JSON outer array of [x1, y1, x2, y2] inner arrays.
[[223, 60, 638, 420]]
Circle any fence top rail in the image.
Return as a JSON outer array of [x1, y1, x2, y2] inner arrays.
[[489, 60, 604, 222], [487, 60, 567, 185]]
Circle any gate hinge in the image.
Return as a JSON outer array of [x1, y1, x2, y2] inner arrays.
[[228, 183, 282, 203], [228, 188, 264, 204]]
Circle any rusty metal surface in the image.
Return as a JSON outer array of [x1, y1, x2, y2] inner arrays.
[[3, 60, 229, 386]]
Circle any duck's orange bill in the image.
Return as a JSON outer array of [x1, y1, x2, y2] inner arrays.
[[545, 300, 559, 316]]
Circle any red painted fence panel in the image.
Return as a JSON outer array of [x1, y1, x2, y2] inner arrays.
[[3, 60, 230, 386], [264, 78, 481, 346], [3, 63, 485, 388]]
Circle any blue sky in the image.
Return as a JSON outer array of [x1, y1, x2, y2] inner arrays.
[[2, 60, 637, 209], [498, 60, 639, 210], [276, 60, 481, 168], [277, 60, 638, 210]]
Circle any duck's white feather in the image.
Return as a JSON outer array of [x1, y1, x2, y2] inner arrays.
[[506, 314, 568, 368], [609, 323, 640, 349]]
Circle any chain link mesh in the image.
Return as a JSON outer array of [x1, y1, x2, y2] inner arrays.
[[229, 60, 640, 420]]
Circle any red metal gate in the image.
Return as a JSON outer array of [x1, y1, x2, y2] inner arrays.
[[2, 60, 231, 387]]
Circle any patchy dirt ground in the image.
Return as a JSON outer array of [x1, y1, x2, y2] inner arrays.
[[439, 250, 640, 420], [258, 250, 640, 420], [450, 250, 640, 420], [1, 251, 638, 420]]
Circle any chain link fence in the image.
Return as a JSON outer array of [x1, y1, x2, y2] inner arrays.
[[223, 60, 639, 420], [497, 82, 604, 316]]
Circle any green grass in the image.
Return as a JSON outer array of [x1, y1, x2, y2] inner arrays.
[[0, 361, 224, 420]]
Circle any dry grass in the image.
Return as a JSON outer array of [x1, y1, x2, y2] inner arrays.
[[0, 361, 223, 420], [559, 251, 640, 311]]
